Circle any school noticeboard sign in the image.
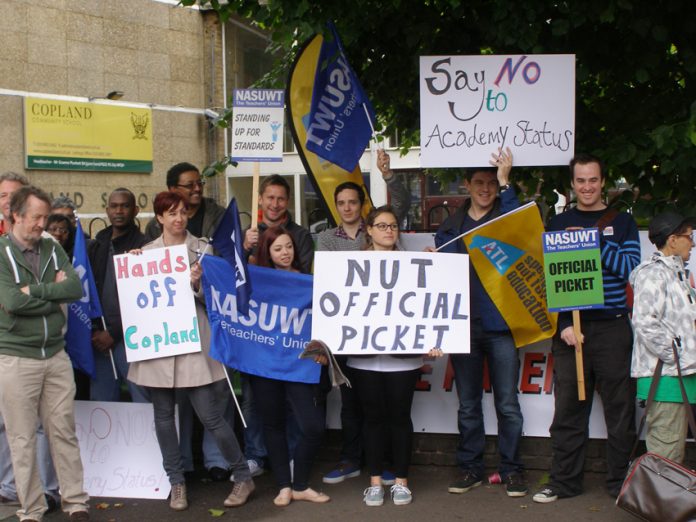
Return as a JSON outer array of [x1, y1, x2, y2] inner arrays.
[[114, 245, 201, 362], [542, 228, 605, 312], [419, 54, 575, 167], [312, 251, 470, 355], [230, 89, 285, 162], [24, 97, 152, 172]]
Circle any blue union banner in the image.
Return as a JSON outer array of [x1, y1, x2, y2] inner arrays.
[[201, 257, 320, 384]]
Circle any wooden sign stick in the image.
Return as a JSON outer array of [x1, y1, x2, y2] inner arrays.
[[251, 162, 260, 229], [572, 309, 586, 401]]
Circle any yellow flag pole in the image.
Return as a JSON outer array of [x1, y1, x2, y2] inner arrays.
[[572, 309, 586, 401]]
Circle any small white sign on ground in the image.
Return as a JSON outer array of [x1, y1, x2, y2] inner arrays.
[[312, 250, 470, 355], [75, 401, 170, 499], [231, 89, 285, 162], [420, 54, 575, 167]]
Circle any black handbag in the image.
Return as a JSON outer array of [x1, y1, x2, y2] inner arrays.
[[616, 340, 696, 521]]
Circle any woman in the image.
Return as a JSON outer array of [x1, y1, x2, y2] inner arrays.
[[128, 191, 253, 511], [348, 206, 441, 507], [46, 213, 75, 257], [630, 211, 696, 463], [248, 226, 330, 506]]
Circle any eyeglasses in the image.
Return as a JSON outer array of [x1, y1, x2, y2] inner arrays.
[[372, 223, 399, 231], [176, 180, 205, 190], [674, 233, 696, 243]]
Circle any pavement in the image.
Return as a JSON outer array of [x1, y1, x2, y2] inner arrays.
[[0, 466, 637, 522]]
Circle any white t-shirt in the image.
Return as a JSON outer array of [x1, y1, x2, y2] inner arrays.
[[347, 354, 424, 372]]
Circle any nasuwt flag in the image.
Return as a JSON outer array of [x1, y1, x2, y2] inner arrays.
[[462, 202, 557, 347], [210, 198, 251, 316], [306, 22, 376, 173], [287, 26, 373, 226], [201, 256, 320, 384], [65, 220, 101, 378]]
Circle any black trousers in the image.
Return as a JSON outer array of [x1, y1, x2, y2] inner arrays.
[[549, 316, 636, 497], [352, 367, 419, 478], [247, 375, 325, 491], [336, 356, 363, 464]]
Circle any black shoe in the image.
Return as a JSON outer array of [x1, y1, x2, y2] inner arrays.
[[504, 472, 528, 497], [45, 493, 60, 513], [448, 470, 482, 494], [208, 466, 232, 482]]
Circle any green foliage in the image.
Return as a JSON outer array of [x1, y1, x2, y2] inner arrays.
[[185, 0, 696, 217]]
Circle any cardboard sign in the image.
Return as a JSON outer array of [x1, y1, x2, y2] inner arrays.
[[231, 89, 285, 162], [419, 54, 575, 167], [312, 251, 470, 354], [114, 245, 201, 362], [75, 401, 170, 499], [542, 228, 605, 312]]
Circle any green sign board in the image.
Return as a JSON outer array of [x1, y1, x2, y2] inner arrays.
[[542, 228, 604, 312]]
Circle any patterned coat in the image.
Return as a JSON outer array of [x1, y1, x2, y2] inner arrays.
[[630, 251, 696, 377]]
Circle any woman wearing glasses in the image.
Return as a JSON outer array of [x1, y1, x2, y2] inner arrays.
[[347, 206, 442, 507]]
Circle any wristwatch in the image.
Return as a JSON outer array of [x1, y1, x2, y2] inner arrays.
[[500, 183, 511, 192]]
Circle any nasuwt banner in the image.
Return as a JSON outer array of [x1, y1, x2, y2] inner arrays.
[[201, 257, 320, 384], [542, 228, 605, 312], [286, 33, 372, 227], [114, 245, 201, 363], [462, 202, 557, 347], [419, 54, 575, 167], [312, 251, 470, 355], [24, 97, 153, 172], [230, 89, 285, 162]]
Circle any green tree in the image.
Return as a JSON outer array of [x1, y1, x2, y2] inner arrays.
[[185, 0, 696, 218]]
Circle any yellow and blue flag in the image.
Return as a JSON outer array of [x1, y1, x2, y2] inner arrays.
[[462, 202, 557, 347]]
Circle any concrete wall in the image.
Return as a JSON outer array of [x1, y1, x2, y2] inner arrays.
[[0, 0, 224, 228]]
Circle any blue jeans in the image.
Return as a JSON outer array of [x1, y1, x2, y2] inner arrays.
[[241, 373, 267, 464], [90, 340, 149, 403], [451, 320, 523, 478]]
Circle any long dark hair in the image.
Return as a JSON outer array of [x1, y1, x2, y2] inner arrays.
[[254, 226, 303, 272], [363, 205, 399, 251]]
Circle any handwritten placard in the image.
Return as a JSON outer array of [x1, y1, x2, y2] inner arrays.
[[75, 401, 170, 499], [312, 251, 470, 354], [419, 54, 575, 167], [114, 245, 201, 362]]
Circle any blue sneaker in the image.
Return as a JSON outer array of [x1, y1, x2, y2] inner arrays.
[[390, 483, 412, 505], [323, 461, 361, 484], [381, 470, 396, 486], [363, 485, 384, 506]]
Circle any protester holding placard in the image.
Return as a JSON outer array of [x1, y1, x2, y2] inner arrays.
[[348, 206, 443, 507], [127, 191, 254, 511], [432, 148, 529, 498], [534, 154, 640, 503], [248, 226, 330, 507], [630, 212, 696, 463], [317, 149, 410, 486]]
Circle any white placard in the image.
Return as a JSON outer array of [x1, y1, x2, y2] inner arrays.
[[114, 245, 201, 362], [312, 251, 470, 354], [231, 89, 285, 162], [419, 54, 575, 167], [75, 401, 170, 499]]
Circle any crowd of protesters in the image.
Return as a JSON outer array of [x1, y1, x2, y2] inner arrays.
[[0, 149, 694, 522]]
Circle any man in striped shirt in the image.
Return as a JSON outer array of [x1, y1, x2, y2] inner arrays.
[[534, 153, 641, 504]]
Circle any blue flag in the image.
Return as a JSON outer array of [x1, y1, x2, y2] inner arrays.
[[65, 220, 102, 378], [305, 21, 376, 172], [202, 257, 320, 384], [210, 198, 252, 316]]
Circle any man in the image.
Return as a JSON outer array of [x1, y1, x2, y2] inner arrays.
[[630, 212, 696, 464], [534, 153, 640, 503], [0, 173, 61, 514], [145, 162, 225, 241], [0, 186, 89, 521], [434, 148, 529, 497], [318, 148, 410, 484], [88, 189, 149, 403], [50, 196, 78, 228], [243, 174, 314, 273]]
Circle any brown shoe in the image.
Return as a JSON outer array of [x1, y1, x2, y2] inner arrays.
[[292, 487, 330, 503], [69, 510, 90, 521], [224, 478, 255, 507], [169, 483, 188, 511]]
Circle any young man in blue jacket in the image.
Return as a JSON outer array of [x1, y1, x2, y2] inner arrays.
[[434, 147, 528, 497]]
